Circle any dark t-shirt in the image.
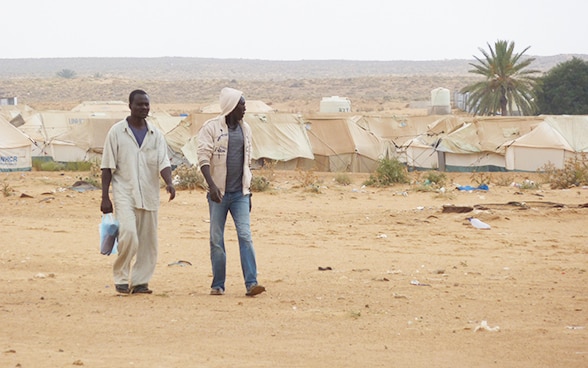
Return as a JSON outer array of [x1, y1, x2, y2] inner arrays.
[[225, 124, 244, 193]]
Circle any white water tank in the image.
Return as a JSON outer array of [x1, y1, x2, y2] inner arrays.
[[320, 96, 351, 113], [430, 87, 451, 114]]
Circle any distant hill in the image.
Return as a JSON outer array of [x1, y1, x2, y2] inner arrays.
[[0, 55, 586, 80], [1, 55, 586, 112]]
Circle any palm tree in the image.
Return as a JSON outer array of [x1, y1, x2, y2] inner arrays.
[[461, 40, 539, 116]]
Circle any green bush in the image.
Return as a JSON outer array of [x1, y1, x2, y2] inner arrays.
[[39, 160, 66, 171], [64, 161, 93, 171], [364, 158, 409, 187], [32, 158, 97, 172]]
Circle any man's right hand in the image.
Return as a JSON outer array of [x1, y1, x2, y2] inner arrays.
[[209, 185, 223, 203], [101, 198, 113, 214]]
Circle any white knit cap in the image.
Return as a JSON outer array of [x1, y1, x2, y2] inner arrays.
[[219, 87, 243, 116]]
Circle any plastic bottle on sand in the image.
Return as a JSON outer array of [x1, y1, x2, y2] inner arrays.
[[467, 217, 491, 230]]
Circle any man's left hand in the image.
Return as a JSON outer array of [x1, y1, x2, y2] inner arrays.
[[166, 184, 176, 201]]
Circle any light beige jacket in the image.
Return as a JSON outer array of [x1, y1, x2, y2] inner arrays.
[[196, 116, 253, 195]]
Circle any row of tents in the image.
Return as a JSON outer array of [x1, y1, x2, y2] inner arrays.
[[1, 102, 587, 173]]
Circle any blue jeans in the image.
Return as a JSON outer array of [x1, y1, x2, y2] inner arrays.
[[208, 191, 258, 291]]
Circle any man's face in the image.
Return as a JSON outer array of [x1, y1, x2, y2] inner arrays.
[[229, 96, 246, 121], [129, 94, 150, 119]]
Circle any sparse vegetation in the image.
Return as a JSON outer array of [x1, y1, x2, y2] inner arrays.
[[518, 179, 540, 190], [171, 164, 206, 191], [494, 174, 514, 187], [75, 160, 101, 188], [470, 171, 493, 186], [251, 176, 271, 192], [32, 158, 64, 171], [2, 181, 14, 197], [334, 172, 351, 186], [296, 168, 322, 193], [32, 158, 94, 172], [412, 171, 447, 192], [251, 159, 275, 192], [422, 171, 447, 187], [541, 154, 588, 189], [363, 158, 409, 187], [56, 69, 77, 79]]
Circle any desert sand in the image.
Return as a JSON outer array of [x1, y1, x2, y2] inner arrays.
[[1, 169, 587, 368]]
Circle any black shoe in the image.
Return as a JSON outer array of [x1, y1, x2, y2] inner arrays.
[[131, 284, 153, 294], [115, 284, 130, 294]]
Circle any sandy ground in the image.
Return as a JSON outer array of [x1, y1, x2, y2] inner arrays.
[[1, 170, 587, 368]]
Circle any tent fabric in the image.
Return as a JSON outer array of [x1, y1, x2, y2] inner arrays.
[[436, 116, 544, 171], [182, 113, 315, 169], [0, 105, 34, 125], [7, 104, 586, 173], [304, 115, 391, 172], [357, 115, 444, 146], [505, 115, 588, 171], [398, 135, 440, 170], [0, 117, 32, 171], [17, 111, 126, 161], [542, 115, 588, 152], [71, 101, 128, 112], [247, 113, 314, 162], [394, 116, 465, 170]]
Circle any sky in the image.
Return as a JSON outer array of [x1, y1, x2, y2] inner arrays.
[[2, 0, 587, 61]]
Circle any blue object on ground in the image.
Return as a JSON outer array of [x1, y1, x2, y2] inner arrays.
[[456, 184, 489, 191]]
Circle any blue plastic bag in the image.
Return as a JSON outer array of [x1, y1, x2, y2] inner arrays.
[[99, 213, 119, 255]]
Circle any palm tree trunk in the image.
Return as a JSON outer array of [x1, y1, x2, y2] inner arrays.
[[500, 91, 508, 116]]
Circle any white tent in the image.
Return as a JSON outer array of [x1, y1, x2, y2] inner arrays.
[[304, 114, 393, 172], [246, 113, 314, 169], [18, 111, 126, 161], [396, 116, 465, 170], [436, 117, 542, 172], [505, 115, 588, 171], [71, 101, 128, 113], [0, 117, 32, 171]]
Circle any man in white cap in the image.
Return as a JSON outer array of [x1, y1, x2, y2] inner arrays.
[[197, 87, 265, 297]]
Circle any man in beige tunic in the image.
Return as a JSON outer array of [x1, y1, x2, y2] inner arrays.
[[101, 89, 175, 294]]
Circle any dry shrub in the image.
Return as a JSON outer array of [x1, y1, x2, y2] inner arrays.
[[251, 176, 270, 192], [541, 154, 588, 189], [295, 168, 321, 193], [494, 174, 515, 187], [411, 170, 447, 192], [470, 171, 493, 186], [172, 164, 206, 191], [2, 181, 14, 197], [251, 159, 276, 192], [334, 172, 352, 186]]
